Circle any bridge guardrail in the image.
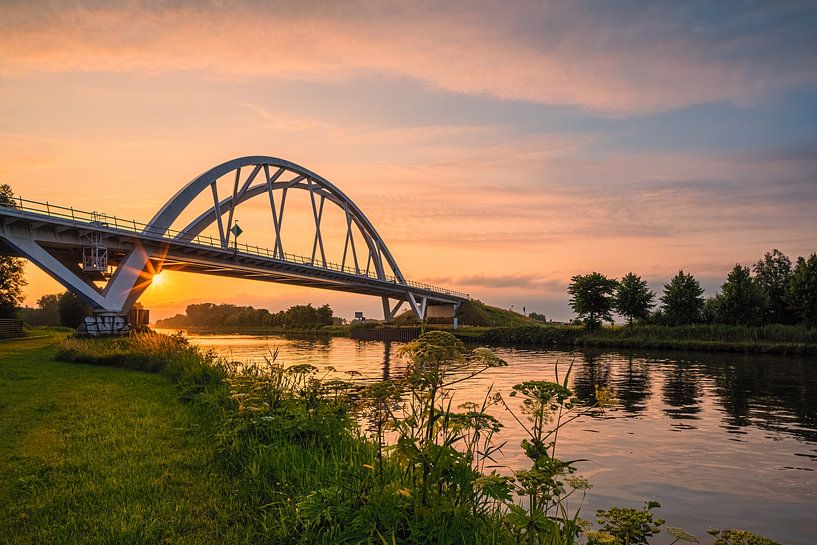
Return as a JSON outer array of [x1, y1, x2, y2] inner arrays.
[[1, 197, 469, 300]]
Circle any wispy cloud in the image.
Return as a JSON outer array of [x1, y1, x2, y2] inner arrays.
[[423, 273, 568, 292], [2, 1, 815, 113]]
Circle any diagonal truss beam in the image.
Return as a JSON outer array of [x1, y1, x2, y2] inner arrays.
[[308, 179, 327, 267], [264, 165, 286, 258]]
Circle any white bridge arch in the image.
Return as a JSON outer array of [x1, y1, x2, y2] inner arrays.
[[152, 156, 404, 284], [0, 156, 467, 333]]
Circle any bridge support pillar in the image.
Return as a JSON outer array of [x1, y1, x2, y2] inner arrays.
[[382, 296, 407, 322], [76, 311, 131, 337]]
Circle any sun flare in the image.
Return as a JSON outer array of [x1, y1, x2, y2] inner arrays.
[[151, 271, 166, 287]]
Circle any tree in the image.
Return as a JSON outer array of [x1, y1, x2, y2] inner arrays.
[[58, 291, 91, 328], [568, 272, 618, 330], [787, 254, 817, 328], [615, 272, 655, 325], [315, 304, 333, 326], [661, 270, 705, 325], [18, 293, 61, 326], [528, 312, 547, 323], [0, 184, 26, 318], [702, 296, 721, 324], [713, 265, 768, 326], [754, 249, 792, 324]]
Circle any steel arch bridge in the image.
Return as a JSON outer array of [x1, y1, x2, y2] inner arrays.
[[0, 156, 468, 334]]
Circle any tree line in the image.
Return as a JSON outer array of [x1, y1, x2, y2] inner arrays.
[[156, 302, 338, 328], [17, 292, 90, 328], [568, 249, 817, 330]]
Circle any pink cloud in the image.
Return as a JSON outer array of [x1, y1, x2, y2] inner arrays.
[[2, 2, 812, 113]]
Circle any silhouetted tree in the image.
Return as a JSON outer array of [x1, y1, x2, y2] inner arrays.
[[787, 253, 817, 328], [528, 312, 547, 323], [315, 304, 334, 326], [713, 265, 768, 326], [615, 272, 655, 325], [18, 293, 61, 326], [702, 296, 721, 324], [754, 249, 793, 324], [568, 272, 618, 330], [660, 270, 705, 325], [0, 184, 26, 318], [58, 292, 91, 328], [159, 302, 335, 328]]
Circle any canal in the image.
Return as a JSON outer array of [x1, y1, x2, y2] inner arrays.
[[162, 331, 817, 544]]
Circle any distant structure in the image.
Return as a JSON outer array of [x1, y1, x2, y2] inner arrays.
[[0, 156, 467, 335]]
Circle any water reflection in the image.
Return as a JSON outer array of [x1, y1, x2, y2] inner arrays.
[[382, 341, 392, 381], [166, 330, 817, 545], [612, 355, 651, 415], [571, 352, 612, 405], [662, 360, 702, 421]]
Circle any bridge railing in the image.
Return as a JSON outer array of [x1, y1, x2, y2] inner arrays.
[[1, 196, 469, 300]]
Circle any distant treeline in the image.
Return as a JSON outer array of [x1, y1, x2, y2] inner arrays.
[[155, 302, 339, 329], [568, 249, 817, 330], [17, 292, 91, 328]]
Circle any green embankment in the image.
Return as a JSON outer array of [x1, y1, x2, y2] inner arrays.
[[0, 334, 237, 544], [391, 299, 537, 327], [454, 300, 540, 327], [465, 323, 817, 354]]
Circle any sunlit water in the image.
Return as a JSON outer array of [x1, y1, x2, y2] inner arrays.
[[159, 330, 817, 544]]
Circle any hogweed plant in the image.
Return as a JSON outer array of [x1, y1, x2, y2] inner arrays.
[[497, 360, 615, 544], [371, 331, 509, 513]]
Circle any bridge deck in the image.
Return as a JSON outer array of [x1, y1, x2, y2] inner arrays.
[[0, 198, 468, 304]]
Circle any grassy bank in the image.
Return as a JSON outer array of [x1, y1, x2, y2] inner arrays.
[[466, 323, 817, 354], [50, 333, 515, 543], [3, 331, 784, 544], [0, 333, 240, 544]]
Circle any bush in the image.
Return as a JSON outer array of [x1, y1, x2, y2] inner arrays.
[[56, 332, 227, 399]]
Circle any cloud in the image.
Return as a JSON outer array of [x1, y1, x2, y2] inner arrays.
[[423, 273, 567, 292], [2, 1, 815, 113]]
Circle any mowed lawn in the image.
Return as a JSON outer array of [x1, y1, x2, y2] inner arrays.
[[0, 334, 238, 545]]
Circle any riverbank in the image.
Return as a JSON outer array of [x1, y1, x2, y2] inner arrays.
[[155, 321, 817, 354], [153, 323, 350, 336], [1, 332, 785, 544], [0, 334, 239, 544], [462, 323, 817, 354]]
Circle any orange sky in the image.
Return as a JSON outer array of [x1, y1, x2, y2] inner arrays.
[[2, 1, 816, 321]]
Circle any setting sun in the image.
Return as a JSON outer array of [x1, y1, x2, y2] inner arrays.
[[151, 271, 166, 287]]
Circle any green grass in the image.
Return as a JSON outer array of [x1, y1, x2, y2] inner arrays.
[[455, 300, 540, 327], [391, 300, 539, 327], [0, 333, 239, 545]]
